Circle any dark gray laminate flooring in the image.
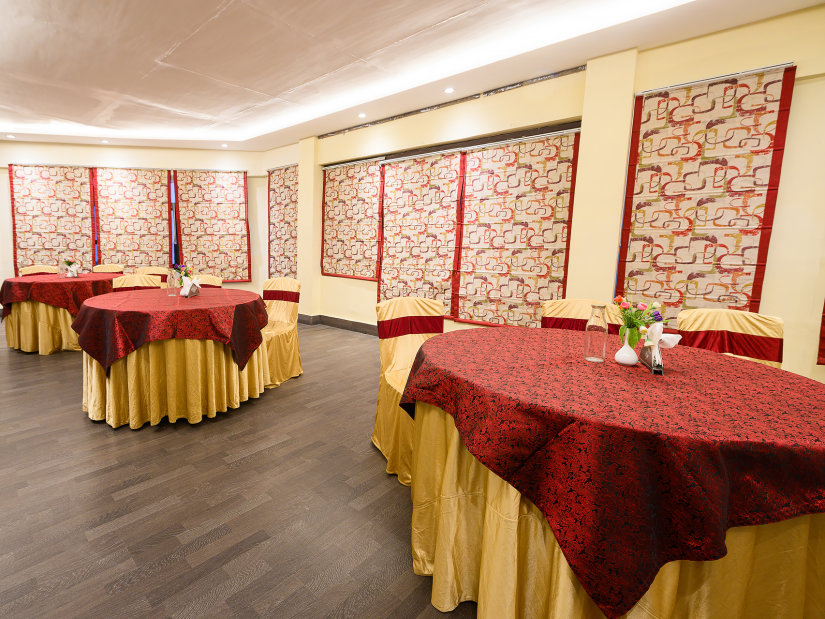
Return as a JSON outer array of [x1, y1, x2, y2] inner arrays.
[[0, 324, 477, 618]]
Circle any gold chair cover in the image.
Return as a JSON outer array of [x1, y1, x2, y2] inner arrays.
[[82, 338, 268, 429], [112, 274, 162, 289], [19, 264, 59, 275], [4, 300, 80, 354], [411, 402, 825, 618], [261, 278, 302, 388], [136, 266, 171, 288], [372, 296, 444, 486], [541, 298, 623, 325], [677, 307, 784, 368], [92, 263, 125, 273]]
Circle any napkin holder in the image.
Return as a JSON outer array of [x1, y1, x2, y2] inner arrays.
[[66, 265, 79, 278], [639, 323, 681, 375], [180, 276, 201, 298]]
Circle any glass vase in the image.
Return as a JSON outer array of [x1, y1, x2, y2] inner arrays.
[[167, 269, 181, 296], [583, 304, 607, 363]]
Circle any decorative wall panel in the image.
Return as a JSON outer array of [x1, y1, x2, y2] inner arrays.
[[175, 170, 250, 282], [95, 168, 171, 270], [379, 153, 462, 312], [268, 165, 298, 279], [456, 132, 580, 326], [321, 161, 381, 280], [8, 164, 95, 274], [617, 66, 796, 321]]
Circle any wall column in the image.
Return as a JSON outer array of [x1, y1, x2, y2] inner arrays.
[[566, 48, 638, 301], [296, 137, 323, 317]]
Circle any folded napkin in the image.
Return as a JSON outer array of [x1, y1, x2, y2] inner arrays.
[[180, 276, 201, 298], [66, 265, 79, 278]]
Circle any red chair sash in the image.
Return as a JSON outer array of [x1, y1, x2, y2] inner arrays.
[[114, 286, 158, 293], [541, 316, 620, 334], [680, 329, 783, 363], [378, 315, 444, 339], [263, 290, 300, 303], [199, 283, 221, 288]]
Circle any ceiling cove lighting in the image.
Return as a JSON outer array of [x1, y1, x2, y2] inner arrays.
[[5, 134, 15, 139], [0, 0, 695, 143]]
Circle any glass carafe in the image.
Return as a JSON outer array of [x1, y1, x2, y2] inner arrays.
[[584, 304, 607, 363]]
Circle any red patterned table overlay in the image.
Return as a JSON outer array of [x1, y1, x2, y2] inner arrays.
[[457, 132, 579, 326], [94, 168, 172, 270], [72, 288, 267, 372], [400, 327, 825, 618], [174, 170, 251, 282], [378, 153, 462, 311], [268, 165, 298, 278], [8, 164, 95, 275], [617, 65, 796, 322], [321, 161, 381, 280], [1, 273, 116, 318]]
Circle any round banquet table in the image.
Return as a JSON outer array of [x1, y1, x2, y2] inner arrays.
[[1, 273, 116, 354], [72, 288, 269, 429], [400, 326, 825, 619]]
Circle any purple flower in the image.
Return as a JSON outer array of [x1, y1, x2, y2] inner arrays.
[[652, 311, 663, 321]]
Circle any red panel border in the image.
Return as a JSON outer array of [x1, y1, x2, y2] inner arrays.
[[562, 132, 581, 299], [89, 167, 100, 266], [173, 171, 184, 266], [8, 165, 19, 276], [376, 165, 386, 302], [449, 152, 467, 318], [166, 170, 173, 267], [818, 296, 825, 365], [615, 94, 645, 298], [267, 170, 273, 279], [749, 65, 796, 313]]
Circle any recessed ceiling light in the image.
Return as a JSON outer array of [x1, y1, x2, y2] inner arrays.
[[444, 87, 455, 94], [221, 143, 228, 148], [6, 134, 15, 139], [101, 139, 109, 144], [358, 112, 366, 119]]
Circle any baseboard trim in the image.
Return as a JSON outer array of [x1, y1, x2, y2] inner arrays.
[[298, 314, 377, 336]]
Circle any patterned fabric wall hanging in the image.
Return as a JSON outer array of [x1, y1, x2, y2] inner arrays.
[[94, 168, 172, 270], [174, 170, 251, 282], [378, 153, 462, 312], [456, 132, 580, 326], [8, 164, 95, 275], [617, 65, 796, 322], [321, 161, 381, 280], [268, 165, 299, 279]]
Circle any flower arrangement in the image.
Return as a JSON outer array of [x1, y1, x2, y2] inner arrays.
[[613, 295, 665, 348], [171, 263, 192, 279], [63, 258, 75, 267]]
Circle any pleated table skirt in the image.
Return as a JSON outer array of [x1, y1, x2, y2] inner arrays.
[[82, 338, 269, 429], [410, 402, 825, 619], [4, 301, 80, 354]]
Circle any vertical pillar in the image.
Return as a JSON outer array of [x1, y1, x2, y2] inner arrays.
[[565, 49, 638, 300], [296, 137, 323, 317]]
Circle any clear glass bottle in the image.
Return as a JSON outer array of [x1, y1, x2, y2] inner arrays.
[[584, 304, 607, 363]]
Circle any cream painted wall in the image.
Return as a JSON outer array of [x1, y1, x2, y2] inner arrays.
[[0, 141, 298, 294], [1, 6, 823, 380], [295, 5, 825, 381]]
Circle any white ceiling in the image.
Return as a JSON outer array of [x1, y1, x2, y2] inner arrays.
[[0, 0, 818, 151]]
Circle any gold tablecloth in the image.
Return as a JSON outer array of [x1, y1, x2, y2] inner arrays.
[[4, 301, 80, 354], [410, 402, 825, 618], [83, 338, 268, 429]]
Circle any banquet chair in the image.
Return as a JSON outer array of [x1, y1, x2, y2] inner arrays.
[[136, 266, 170, 287], [373, 296, 444, 486], [541, 298, 622, 333], [195, 274, 222, 288], [19, 264, 58, 275], [261, 278, 302, 388], [677, 307, 784, 368], [112, 274, 162, 292], [92, 263, 124, 274]]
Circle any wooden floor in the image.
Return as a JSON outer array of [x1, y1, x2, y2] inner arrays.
[[0, 324, 477, 618]]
